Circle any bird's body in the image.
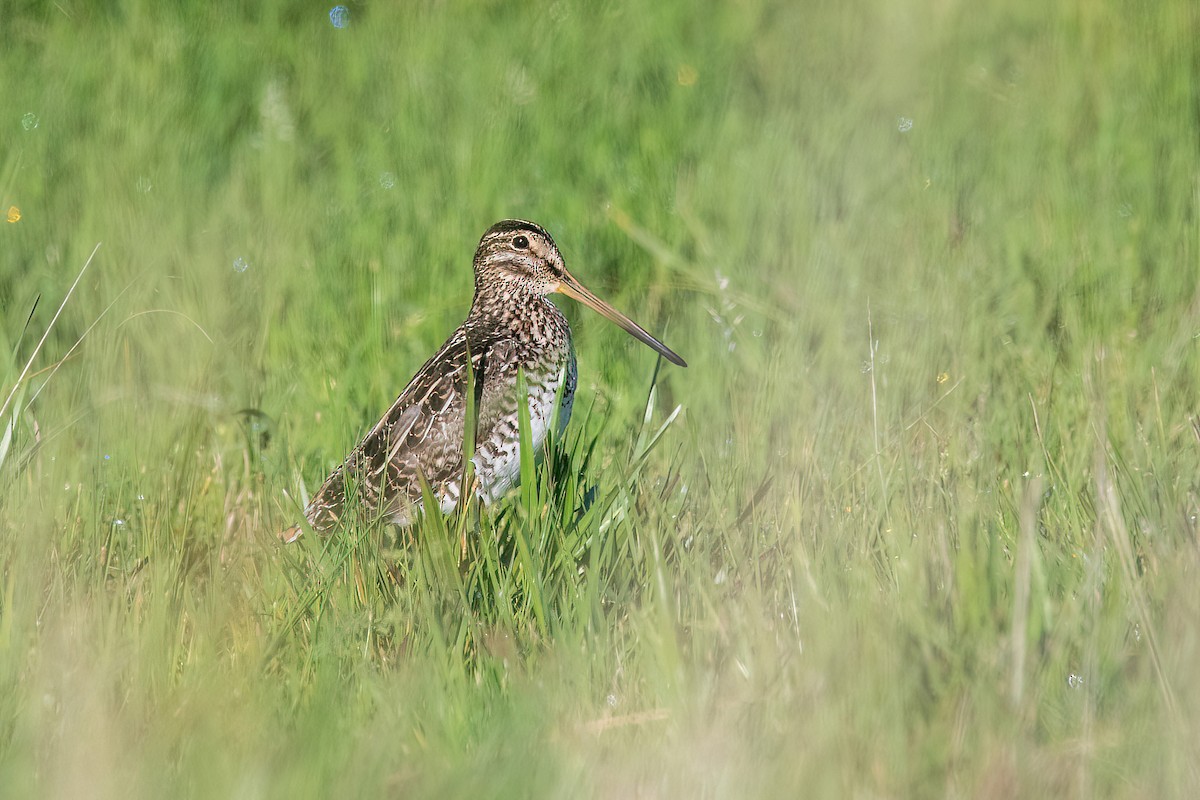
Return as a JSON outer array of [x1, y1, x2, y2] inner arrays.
[[301, 290, 577, 531], [286, 219, 684, 540]]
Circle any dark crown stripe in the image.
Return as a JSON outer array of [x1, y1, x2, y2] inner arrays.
[[483, 219, 553, 242]]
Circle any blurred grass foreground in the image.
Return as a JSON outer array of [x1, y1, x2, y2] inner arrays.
[[1, 0, 1199, 797]]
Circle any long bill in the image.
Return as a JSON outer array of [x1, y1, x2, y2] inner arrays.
[[556, 272, 687, 367]]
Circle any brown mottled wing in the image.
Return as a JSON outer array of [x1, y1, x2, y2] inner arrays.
[[300, 326, 481, 533]]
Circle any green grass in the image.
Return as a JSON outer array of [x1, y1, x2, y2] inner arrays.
[[2, 0, 1199, 796]]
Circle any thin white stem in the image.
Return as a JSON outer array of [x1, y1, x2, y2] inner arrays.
[[0, 242, 101, 422]]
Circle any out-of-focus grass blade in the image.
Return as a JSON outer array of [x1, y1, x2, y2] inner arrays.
[[0, 243, 100, 422]]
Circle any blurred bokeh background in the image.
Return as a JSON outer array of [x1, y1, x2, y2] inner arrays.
[[1, 0, 1197, 796]]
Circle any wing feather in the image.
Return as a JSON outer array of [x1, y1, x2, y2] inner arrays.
[[303, 325, 492, 531], [286, 293, 577, 541]]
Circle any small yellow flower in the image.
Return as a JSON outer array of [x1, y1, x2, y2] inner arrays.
[[937, 372, 949, 385], [677, 64, 698, 87], [6, 206, 20, 223]]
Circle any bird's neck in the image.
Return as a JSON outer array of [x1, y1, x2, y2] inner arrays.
[[468, 290, 566, 338]]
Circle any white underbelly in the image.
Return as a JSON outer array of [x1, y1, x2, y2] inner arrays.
[[473, 364, 574, 503]]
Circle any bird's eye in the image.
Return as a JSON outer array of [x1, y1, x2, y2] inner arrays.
[[512, 235, 530, 250]]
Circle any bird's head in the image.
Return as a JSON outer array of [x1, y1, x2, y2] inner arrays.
[[473, 219, 566, 296], [473, 219, 686, 367]]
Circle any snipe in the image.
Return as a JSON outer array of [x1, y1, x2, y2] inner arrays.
[[283, 219, 685, 541]]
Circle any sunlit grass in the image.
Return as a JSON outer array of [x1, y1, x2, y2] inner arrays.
[[1, 0, 1198, 796]]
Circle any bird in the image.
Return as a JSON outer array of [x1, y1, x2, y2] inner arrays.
[[282, 219, 685, 542]]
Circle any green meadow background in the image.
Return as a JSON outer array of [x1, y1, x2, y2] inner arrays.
[[2, 0, 1198, 796]]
